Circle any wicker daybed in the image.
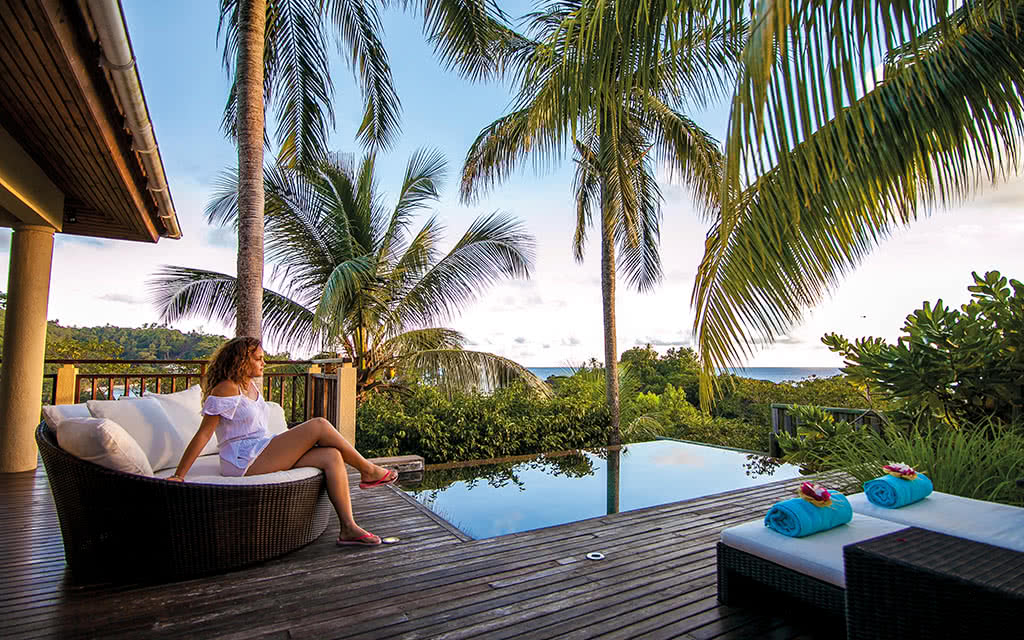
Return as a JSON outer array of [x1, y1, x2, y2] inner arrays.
[[717, 491, 1024, 636], [37, 423, 331, 583]]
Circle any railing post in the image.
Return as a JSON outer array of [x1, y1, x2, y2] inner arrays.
[[305, 364, 320, 422], [337, 362, 356, 445], [55, 364, 79, 405], [769, 404, 785, 458]]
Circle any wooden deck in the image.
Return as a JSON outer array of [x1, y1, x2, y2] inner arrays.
[[1, 462, 847, 639]]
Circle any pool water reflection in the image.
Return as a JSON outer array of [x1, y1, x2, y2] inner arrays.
[[399, 439, 802, 539]]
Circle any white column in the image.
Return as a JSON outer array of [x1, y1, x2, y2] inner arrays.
[[0, 224, 55, 472]]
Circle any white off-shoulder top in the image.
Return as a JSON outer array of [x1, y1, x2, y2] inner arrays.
[[202, 382, 274, 476]]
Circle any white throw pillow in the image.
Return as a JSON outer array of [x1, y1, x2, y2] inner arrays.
[[55, 416, 154, 476], [87, 396, 186, 471], [148, 385, 217, 456], [267, 401, 288, 435], [41, 403, 91, 431]]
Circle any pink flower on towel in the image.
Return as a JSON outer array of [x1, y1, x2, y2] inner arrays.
[[797, 482, 832, 507], [883, 462, 918, 480]]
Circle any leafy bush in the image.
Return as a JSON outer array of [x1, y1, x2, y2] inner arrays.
[[357, 383, 608, 463], [824, 270, 1024, 428], [822, 420, 1024, 507], [774, 405, 862, 472]]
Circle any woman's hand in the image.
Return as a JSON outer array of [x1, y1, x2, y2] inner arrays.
[[167, 474, 185, 482]]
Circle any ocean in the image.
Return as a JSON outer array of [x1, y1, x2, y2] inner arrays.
[[527, 366, 842, 384]]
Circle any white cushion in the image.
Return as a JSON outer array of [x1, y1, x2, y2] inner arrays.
[[153, 454, 321, 485], [87, 396, 187, 471], [54, 416, 154, 476], [147, 386, 216, 456], [266, 401, 288, 435], [848, 491, 1024, 552], [720, 514, 908, 587], [41, 403, 90, 431]]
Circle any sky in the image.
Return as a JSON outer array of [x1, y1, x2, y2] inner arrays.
[[2, 0, 1023, 368]]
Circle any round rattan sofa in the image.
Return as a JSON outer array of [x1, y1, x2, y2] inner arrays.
[[37, 423, 331, 583]]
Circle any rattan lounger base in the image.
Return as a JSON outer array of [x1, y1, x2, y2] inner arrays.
[[37, 423, 332, 583]]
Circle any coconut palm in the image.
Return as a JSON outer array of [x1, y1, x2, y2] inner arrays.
[[686, 0, 1024, 406], [149, 149, 548, 397], [216, 0, 522, 340], [460, 1, 743, 444]]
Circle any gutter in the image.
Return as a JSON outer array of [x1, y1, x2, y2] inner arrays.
[[85, 0, 182, 240]]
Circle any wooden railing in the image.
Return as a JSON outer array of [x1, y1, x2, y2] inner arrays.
[[35, 358, 358, 440], [769, 403, 885, 457]]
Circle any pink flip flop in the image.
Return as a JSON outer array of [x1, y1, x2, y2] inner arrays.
[[336, 532, 382, 546], [359, 469, 398, 490]]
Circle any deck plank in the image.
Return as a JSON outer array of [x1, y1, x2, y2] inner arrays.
[[0, 461, 845, 639]]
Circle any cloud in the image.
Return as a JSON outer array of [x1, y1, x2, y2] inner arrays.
[[206, 227, 236, 249], [514, 337, 526, 344], [562, 337, 581, 346], [98, 293, 148, 305], [634, 337, 692, 347]]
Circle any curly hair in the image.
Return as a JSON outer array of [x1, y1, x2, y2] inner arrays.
[[203, 337, 262, 401]]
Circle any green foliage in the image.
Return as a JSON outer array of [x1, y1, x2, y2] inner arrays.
[[356, 383, 608, 463], [824, 271, 1024, 427], [775, 405, 861, 472], [823, 420, 1024, 507]]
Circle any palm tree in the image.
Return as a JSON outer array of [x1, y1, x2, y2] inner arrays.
[[687, 0, 1024, 407], [460, 1, 743, 444], [149, 149, 549, 397], [216, 0, 522, 340]]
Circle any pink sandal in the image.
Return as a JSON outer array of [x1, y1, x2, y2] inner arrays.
[[359, 469, 398, 490], [336, 532, 382, 546]]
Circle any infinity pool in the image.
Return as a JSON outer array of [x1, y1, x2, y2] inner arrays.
[[400, 439, 802, 539]]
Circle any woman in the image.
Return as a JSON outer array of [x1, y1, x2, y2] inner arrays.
[[169, 337, 396, 546]]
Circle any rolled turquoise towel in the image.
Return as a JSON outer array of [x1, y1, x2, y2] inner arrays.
[[863, 473, 933, 508], [763, 492, 853, 537]]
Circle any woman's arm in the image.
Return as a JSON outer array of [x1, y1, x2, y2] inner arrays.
[[167, 414, 219, 482]]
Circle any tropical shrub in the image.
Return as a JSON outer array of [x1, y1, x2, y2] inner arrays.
[[823, 420, 1024, 507], [774, 405, 864, 472], [824, 271, 1024, 428], [357, 383, 608, 463]]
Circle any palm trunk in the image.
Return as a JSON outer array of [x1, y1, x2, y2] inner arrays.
[[600, 180, 621, 447], [235, 0, 266, 340]]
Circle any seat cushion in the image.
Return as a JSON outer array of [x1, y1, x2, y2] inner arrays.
[[55, 417, 154, 476], [41, 402, 91, 431], [87, 396, 188, 471], [153, 454, 321, 485], [720, 514, 908, 587], [148, 386, 216, 456], [848, 491, 1024, 552]]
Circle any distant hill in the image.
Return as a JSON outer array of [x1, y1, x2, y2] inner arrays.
[[0, 307, 297, 371]]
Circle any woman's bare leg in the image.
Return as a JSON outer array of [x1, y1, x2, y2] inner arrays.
[[246, 417, 391, 483], [248, 441, 376, 541]]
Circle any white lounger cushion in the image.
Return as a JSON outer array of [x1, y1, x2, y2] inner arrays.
[[55, 417, 154, 476], [41, 402, 91, 431], [720, 514, 907, 587], [148, 386, 216, 456], [848, 491, 1024, 552], [153, 454, 321, 485]]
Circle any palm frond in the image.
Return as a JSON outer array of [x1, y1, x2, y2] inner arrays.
[[460, 108, 537, 204], [265, 0, 334, 168], [694, 4, 1024, 408], [147, 265, 320, 350], [325, 0, 402, 150], [640, 95, 725, 218], [412, 0, 530, 81], [571, 137, 600, 263], [399, 348, 552, 396], [380, 148, 447, 262], [397, 213, 535, 327]]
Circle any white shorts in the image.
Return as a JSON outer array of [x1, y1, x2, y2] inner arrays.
[[219, 435, 275, 477]]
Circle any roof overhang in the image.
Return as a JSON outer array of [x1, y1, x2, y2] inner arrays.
[[0, 0, 181, 242]]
